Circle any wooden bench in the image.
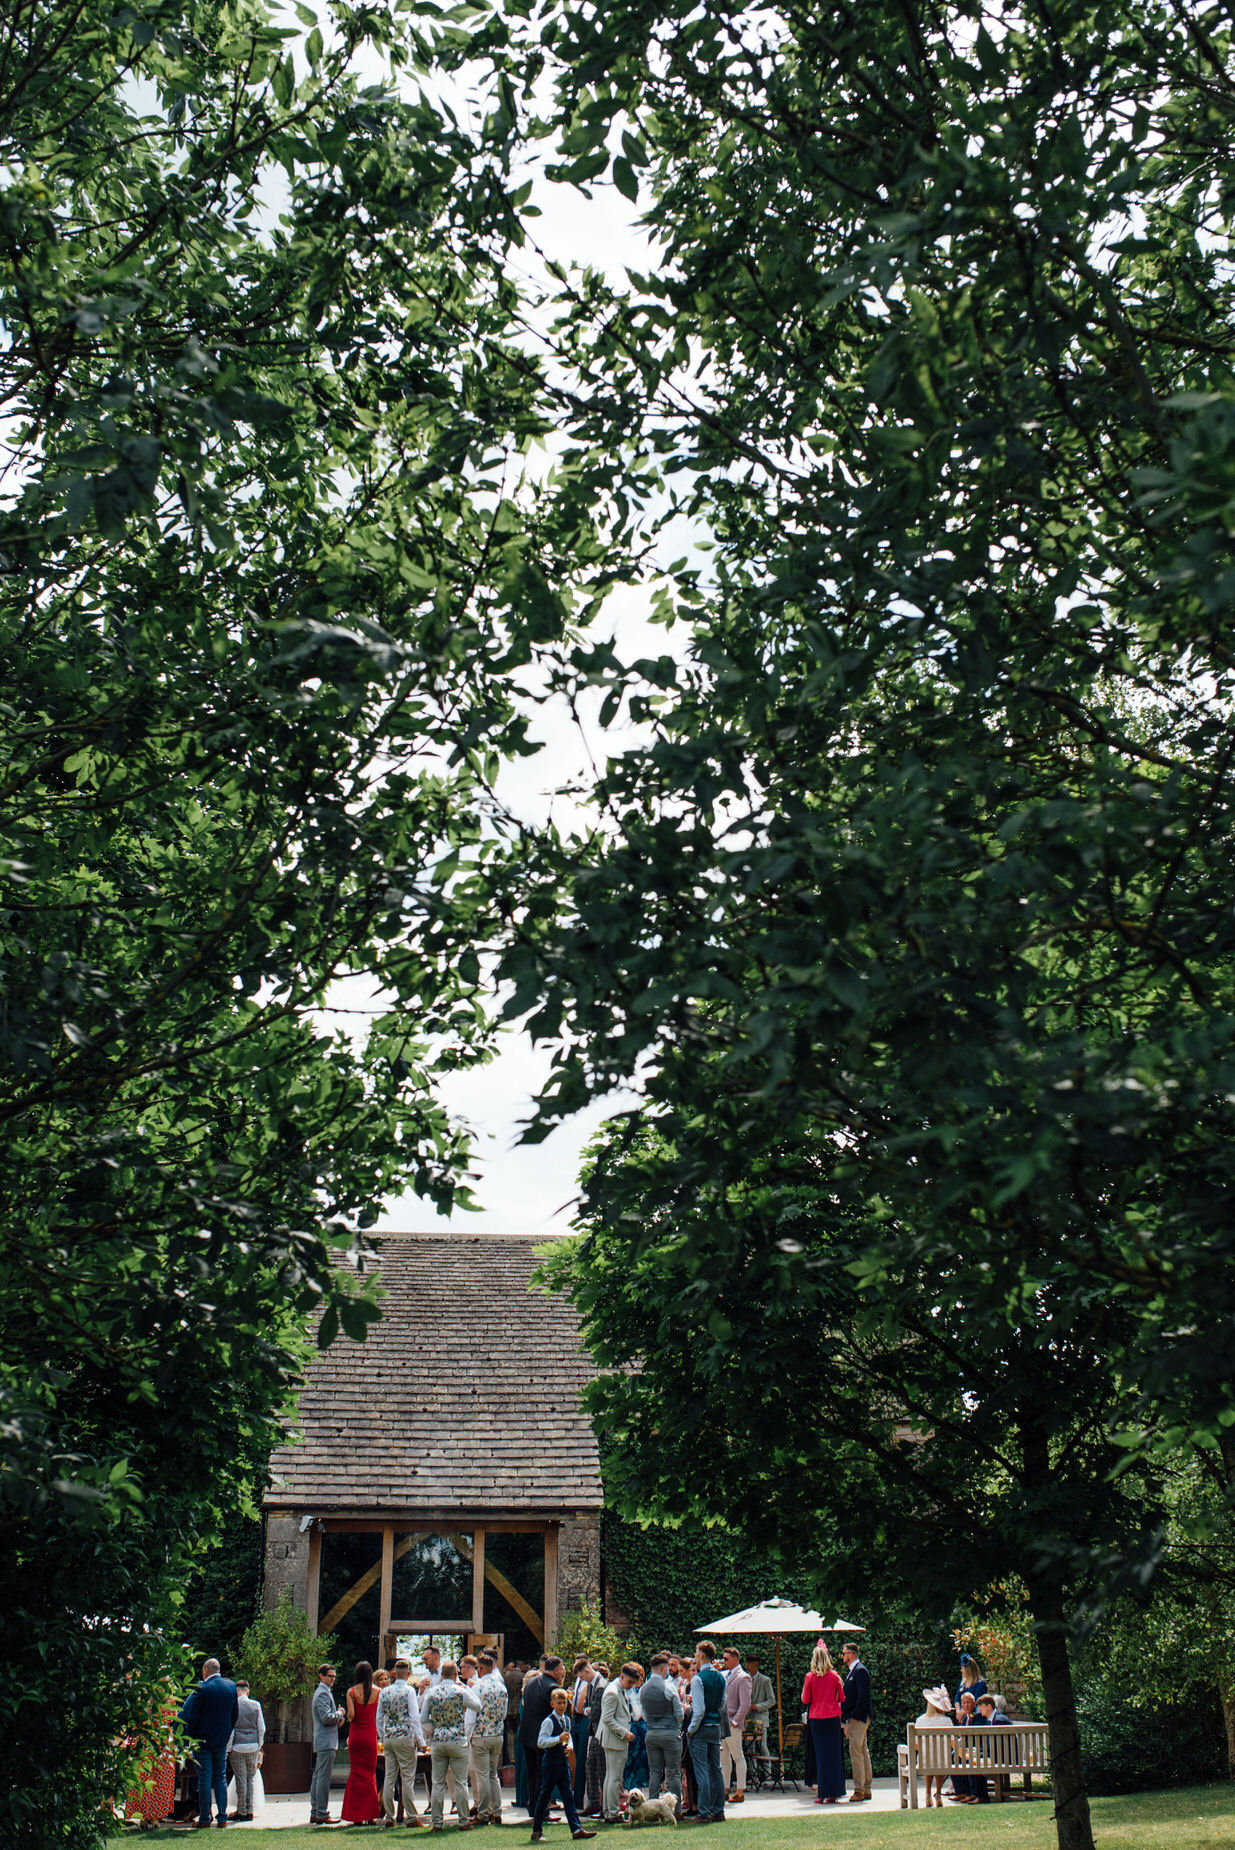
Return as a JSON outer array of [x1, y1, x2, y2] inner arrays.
[[899, 1723, 1049, 1808]]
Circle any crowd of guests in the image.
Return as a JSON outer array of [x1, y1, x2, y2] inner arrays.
[[162, 1639, 1008, 1831], [302, 1639, 789, 1833]]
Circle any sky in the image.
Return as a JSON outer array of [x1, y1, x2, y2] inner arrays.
[[376, 141, 684, 1242]]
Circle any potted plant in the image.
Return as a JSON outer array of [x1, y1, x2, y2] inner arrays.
[[234, 1590, 323, 1793]]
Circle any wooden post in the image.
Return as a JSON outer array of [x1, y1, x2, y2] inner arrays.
[[472, 1529, 486, 1637], [379, 1525, 394, 1646], [544, 1525, 559, 1649], [306, 1524, 322, 1634], [907, 1725, 918, 1809]]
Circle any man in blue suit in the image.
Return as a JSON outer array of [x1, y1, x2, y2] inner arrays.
[[840, 1642, 873, 1802], [180, 1656, 239, 1828]]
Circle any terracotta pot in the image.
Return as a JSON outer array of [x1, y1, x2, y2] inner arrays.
[[263, 1740, 313, 1794]]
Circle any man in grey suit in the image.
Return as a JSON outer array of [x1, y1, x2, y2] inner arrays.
[[310, 1664, 345, 1825], [598, 1663, 641, 1822], [641, 1654, 685, 1806]]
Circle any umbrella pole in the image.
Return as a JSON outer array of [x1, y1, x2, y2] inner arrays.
[[775, 1637, 784, 1768]]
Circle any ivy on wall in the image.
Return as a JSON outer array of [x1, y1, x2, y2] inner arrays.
[[601, 1511, 951, 1778]]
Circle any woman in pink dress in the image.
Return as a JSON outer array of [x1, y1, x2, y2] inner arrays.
[[342, 1660, 383, 1823], [801, 1641, 846, 1804]]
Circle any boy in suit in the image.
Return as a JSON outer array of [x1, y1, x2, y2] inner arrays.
[[530, 1688, 597, 1843]]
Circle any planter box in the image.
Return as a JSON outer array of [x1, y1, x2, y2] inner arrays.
[[263, 1740, 313, 1794]]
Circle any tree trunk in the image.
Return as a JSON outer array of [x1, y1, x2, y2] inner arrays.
[[1218, 1665, 1235, 1778], [1031, 1601, 1095, 1850]]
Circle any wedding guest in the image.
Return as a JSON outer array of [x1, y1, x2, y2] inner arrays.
[[309, 1665, 345, 1826], [720, 1646, 751, 1802], [686, 1644, 727, 1824], [342, 1660, 383, 1824], [598, 1664, 641, 1823], [745, 1656, 774, 1754], [179, 1658, 239, 1831], [228, 1680, 266, 1822], [568, 1658, 600, 1812], [641, 1654, 684, 1807], [469, 1652, 509, 1828], [840, 1641, 873, 1803], [125, 1686, 177, 1827], [912, 1686, 954, 1808], [953, 1653, 987, 1712], [801, 1642, 845, 1804], [376, 1658, 428, 1829], [583, 1664, 609, 1818], [623, 1671, 649, 1794], [530, 1687, 597, 1843], [421, 1660, 482, 1832]]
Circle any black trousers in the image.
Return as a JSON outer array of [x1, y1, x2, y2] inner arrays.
[[524, 1745, 543, 1817]]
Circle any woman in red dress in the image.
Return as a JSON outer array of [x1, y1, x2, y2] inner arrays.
[[123, 1695, 177, 1827], [342, 1659, 383, 1823]]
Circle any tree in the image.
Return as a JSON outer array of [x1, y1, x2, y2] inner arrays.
[[492, 6, 1235, 1849], [0, 0, 595, 1837], [543, 1117, 1167, 1850]]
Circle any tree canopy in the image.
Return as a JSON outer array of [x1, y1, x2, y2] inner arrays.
[[497, 6, 1235, 1849], [0, 0, 596, 1837]]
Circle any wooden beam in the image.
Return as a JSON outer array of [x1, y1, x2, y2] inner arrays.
[[310, 1515, 558, 1532], [318, 1556, 383, 1636], [388, 1620, 478, 1635]]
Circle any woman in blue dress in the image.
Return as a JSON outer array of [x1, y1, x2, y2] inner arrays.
[[623, 1675, 649, 1793], [953, 1653, 987, 1714]]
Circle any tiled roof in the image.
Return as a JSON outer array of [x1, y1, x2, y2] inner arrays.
[[265, 1234, 602, 1514]]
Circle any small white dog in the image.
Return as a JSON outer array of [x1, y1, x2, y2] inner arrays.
[[625, 1790, 678, 1828]]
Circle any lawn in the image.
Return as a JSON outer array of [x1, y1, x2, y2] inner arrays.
[[140, 1785, 1235, 1850]]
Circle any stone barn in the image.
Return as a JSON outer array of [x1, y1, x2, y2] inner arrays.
[[262, 1232, 603, 1672]]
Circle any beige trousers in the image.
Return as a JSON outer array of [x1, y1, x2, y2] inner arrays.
[[382, 1736, 421, 1821], [845, 1719, 872, 1792], [430, 1741, 470, 1828], [469, 1734, 503, 1822], [721, 1723, 746, 1791]]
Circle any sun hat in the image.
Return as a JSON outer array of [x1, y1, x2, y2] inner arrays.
[[923, 1686, 952, 1711]]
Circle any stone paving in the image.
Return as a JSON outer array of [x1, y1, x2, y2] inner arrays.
[[214, 1778, 905, 1829]]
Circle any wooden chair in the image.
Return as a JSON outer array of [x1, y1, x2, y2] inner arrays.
[[758, 1723, 803, 1794]]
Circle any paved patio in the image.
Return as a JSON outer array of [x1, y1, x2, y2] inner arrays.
[[216, 1779, 905, 1828]]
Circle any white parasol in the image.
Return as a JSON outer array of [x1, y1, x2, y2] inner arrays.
[[694, 1600, 866, 1765]]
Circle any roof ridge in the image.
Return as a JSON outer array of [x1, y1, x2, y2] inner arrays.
[[371, 1230, 561, 1241]]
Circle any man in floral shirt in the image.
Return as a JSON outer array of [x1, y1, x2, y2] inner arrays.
[[469, 1653, 509, 1827], [376, 1659, 428, 1829], [421, 1660, 482, 1831]]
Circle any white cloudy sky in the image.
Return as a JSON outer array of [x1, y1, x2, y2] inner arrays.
[[376, 135, 688, 1242]]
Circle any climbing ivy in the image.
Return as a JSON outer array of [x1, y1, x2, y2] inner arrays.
[[601, 1512, 949, 1778]]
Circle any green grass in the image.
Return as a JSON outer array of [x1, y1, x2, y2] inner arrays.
[[138, 1785, 1235, 1850]]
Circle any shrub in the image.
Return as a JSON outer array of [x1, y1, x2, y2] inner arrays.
[[555, 1598, 637, 1671], [234, 1591, 323, 1739]]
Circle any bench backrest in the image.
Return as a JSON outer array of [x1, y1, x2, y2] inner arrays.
[[905, 1723, 1049, 1774]]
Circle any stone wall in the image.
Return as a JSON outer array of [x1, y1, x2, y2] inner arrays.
[[264, 1514, 310, 1612], [558, 1511, 601, 1618]]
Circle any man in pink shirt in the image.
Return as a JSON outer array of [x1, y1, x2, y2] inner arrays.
[[720, 1647, 752, 1803]]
